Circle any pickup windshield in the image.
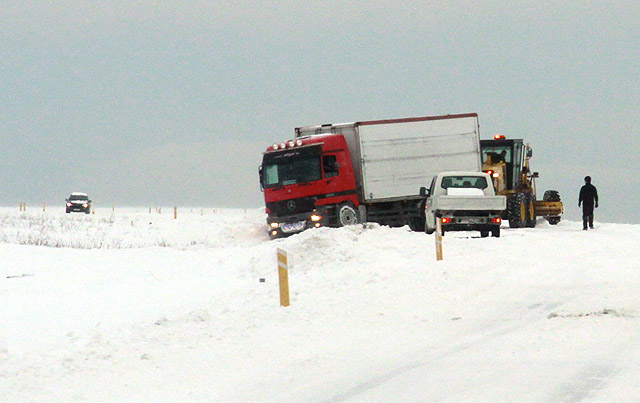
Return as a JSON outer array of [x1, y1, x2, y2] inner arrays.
[[262, 145, 322, 188], [441, 176, 488, 189]]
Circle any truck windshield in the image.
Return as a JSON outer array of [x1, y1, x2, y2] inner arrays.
[[262, 145, 322, 188], [441, 176, 488, 189]]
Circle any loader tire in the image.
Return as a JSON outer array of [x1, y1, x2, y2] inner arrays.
[[543, 190, 562, 225], [543, 190, 561, 202], [525, 193, 536, 228], [507, 193, 527, 228]]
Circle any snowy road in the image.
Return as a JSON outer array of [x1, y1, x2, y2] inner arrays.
[[2, 208, 640, 402]]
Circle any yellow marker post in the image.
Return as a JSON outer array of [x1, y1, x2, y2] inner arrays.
[[435, 220, 443, 261], [277, 248, 290, 307], [174, 206, 178, 219]]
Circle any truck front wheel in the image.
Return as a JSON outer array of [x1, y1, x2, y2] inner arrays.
[[338, 203, 359, 226]]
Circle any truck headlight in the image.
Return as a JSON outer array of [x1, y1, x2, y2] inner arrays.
[[310, 214, 322, 222], [270, 222, 279, 228]]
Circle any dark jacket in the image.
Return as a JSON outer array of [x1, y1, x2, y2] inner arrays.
[[579, 183, 598, 214]]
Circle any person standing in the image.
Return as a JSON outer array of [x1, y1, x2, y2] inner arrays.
[[578, 176, 599, 230]]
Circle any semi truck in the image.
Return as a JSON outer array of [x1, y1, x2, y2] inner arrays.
[[259, 113, 482, 238]]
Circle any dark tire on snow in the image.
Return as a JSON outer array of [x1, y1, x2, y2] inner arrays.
[[507, 193, 527, 228], [543, 190, 562, 225], [525, 193, 536, 228], [337, 203, 359, 226], [492, 226, 501, 237], [480, 230, 489, 238]]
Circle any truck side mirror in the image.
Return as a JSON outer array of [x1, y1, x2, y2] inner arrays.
[[258, 165, 264, 190], [419, 186, 429, 197], [527, 148, 533, 158]]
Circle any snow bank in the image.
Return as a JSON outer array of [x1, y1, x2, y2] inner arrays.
[[0, 208, 267, 249], [2, 209, 640, 402]]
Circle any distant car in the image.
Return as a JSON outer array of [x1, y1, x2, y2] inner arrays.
[[66, 192, 92, 214]]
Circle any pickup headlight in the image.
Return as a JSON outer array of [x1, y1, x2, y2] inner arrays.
[[269, 222, 279, 228]]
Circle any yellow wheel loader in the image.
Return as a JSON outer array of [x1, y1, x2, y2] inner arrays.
[[480, 135, 563, 228]]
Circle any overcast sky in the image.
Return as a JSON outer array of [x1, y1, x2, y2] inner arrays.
[[2, 1, 639, 223]]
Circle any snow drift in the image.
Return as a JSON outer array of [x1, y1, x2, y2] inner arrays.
[[1, 207, 640, 402]]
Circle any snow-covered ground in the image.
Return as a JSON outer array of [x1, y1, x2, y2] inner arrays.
[[2, 207, 640, 402]]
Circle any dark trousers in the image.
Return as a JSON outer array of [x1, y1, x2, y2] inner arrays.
[[582, 205, 594, 229]]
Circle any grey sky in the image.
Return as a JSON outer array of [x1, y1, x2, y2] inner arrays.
[[2, 1, 639, 223]]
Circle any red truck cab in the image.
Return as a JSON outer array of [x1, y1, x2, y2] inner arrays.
[[259, 134, 359, 238]]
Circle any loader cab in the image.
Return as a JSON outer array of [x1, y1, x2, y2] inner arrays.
[[480, 135, 527, 192]]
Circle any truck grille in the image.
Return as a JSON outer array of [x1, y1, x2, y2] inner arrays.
[[267, 196, 317, 216]]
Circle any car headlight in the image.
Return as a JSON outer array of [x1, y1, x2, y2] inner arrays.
[[270, 222, 279, 228]]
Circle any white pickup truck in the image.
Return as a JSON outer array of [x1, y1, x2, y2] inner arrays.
[[420, 171, 507, 237]]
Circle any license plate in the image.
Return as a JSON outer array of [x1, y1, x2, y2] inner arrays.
[[281, 221, 305, 233], [459, 218, 483, 224]]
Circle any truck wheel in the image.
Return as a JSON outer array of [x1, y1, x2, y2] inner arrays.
[[425, 227, 435, 235], [543, 190, 562, 225], [408, 217, 425, 232], [492, 226, 501, 237], [338, 203, 359, 226], [507, 193, 526, 228]]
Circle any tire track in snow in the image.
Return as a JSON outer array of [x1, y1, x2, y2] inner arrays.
[[323, 300, 567, 402], [547, 335, 640, 402]]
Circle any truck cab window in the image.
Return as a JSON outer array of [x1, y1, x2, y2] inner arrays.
[[323, 155, 339, 178]]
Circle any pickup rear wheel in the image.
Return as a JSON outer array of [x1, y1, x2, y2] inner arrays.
[[337, 203, 359, 227], [480, 231, 489, 238], [492, 226, 501, 237]]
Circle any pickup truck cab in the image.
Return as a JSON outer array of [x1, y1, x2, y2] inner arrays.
[[421, 172, 506, 237]]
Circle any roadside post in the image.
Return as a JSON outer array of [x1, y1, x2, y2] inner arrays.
[[435, 220, 443, 261], [277, 248, 290, 307]]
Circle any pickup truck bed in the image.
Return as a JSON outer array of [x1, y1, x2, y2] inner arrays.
[[424, 172, 507, 237]]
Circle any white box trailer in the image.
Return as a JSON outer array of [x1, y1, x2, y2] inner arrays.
[[295, 113, 482, 204]]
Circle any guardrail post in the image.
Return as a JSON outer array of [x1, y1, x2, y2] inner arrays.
[[277, 248, 290, 307], [435, 220, 443, 261]]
